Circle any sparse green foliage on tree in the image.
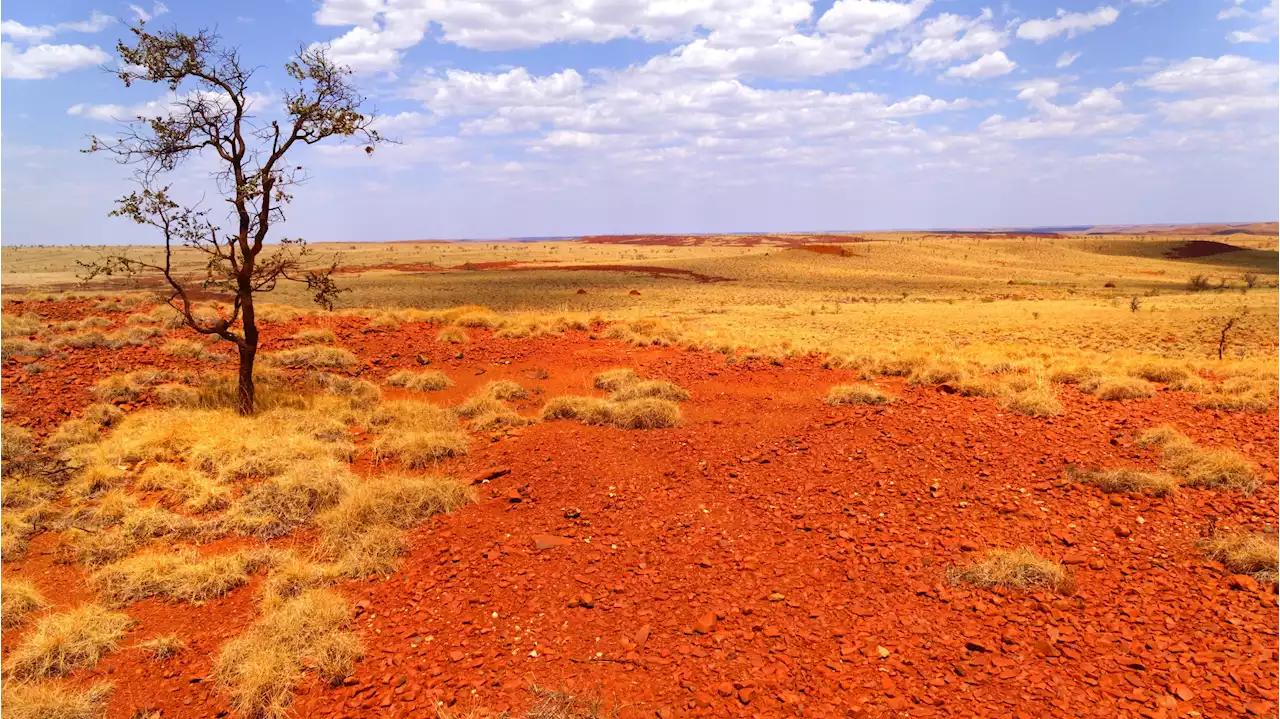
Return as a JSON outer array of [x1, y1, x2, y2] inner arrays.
[[79, 24, 383, 415]]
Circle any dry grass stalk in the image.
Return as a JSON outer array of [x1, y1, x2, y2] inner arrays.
[[291, 328, 336, 343], [263, 346, 358, 370], [1137, 426, 1260, 494], [90, 548, 275, 605], [947, 548, 1072, 593], [137, 633, 187, 660], [0, 681, 113, 719], [1069, 467, 1179, 497], [215, 590, 362, 719], [826, 384, 894, 406], [437, 326, 467, 344], [4, 604, 135, 679], [385, 370, 452, 392], [541, 396, 681, 429], [1199, 532, 1279, 583], [2, 579, 50, 628]]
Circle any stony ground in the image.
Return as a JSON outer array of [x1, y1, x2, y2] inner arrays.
[[2, 297, 1277, 719]]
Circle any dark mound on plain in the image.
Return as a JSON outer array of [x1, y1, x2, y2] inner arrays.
[[1164, 241, 1248, 259]]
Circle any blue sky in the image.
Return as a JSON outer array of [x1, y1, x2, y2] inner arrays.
[[2, 0, 1277, 243]]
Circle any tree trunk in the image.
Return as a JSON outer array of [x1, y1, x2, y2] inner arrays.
[[236, 341, 256, 416], [236, 291, 259, 416]]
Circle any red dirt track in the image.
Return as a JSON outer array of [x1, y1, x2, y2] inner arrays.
[[2, 299, 1278, 719]]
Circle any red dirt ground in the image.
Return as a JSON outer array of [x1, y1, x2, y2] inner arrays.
[[2, 299, 1278, 719]]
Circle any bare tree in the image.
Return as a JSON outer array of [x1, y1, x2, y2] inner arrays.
[[1216, 308, 1248, 360], [80, 24, 382, 415]]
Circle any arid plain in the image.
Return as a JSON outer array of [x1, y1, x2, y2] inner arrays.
[[1, 227, 1277, 719]]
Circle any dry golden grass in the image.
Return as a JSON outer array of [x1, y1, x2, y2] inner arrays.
[[1085, 376, 1155, 401], [4, 604, 134, 679], [136, 464, 231, 514], [291, 328, 337, 343], [305, 373, 382, 407], [541, 396, 681, 429], [322, 475, 473, 535], [68, 502, 199, 568], [440, 686, 611, 719], [1126, 362, 1192, 384], [1199, 531, 1279, 583], [478, 379, 528, 401], [611, 379, 690, 402], [3, 424, 36, 466], [947, 548, 1072, 593], [371, 429, 469, 468], [469, 406, 538, 432], [385, 370, 452, 392], [2, 313, 43, 337], [317, 474, 474, 552], [45, 420, 107, 450], [998, 382, 1063, 418], [215, 589, 361, 719], [2, 579, 50, 628], [826, 384, 894, 406], [90, 548, 274, 606], [223, 459, 357, 535], [90, 370, 174, 403], [1069, 467, 1179, 496], [437, 326, 468, 344], [1192, 376, 1275, 413], [593, 368, 640, 391], [1137, 426, 1260, 494], [0, 681, 113, 719], [162, 339, 228, 363], [1, 337, 50, 360], [82, 403, 125, 428], [1, 510, 37, 560], [136, 633, 187, 660], [368, 399, 457, 430], [264, 345, 359, 370]]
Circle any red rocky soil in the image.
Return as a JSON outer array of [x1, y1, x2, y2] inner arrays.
[[2, 297, 1278, 719]]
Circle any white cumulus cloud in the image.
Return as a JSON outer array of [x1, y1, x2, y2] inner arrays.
[[1056, 51, 1081, 68], [1016, 6, 1119, 43], [2, 42, 109, 79], [943, 50, 1016, 79]]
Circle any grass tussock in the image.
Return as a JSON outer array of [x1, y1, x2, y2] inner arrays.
[[1069, 467, 1179, 497], [998, 383, 1063, 417], [3, 424, 37, 466], [291, 328, 336, 343], [541, 396, 680, 429], [224, 459, 357, 535], [4, 604, 135, 679], [137, 633, 186, 660], [385, 370, 452, 392], [1192, 377, 1274, 413], [264, 346, 358, 370], [593, 369, 640, 392], [1199, 532, 1279, 583], [1, 338, 49, 361], [305, 373, 381, 407], [826, 384, 894, 406], [317, 474, 475, 548], [2, 579, 50, 628], [372, 429, 469, 468], [611, 380, 690, 402], [162, 339, 228, 362], [215, 590, 361, 719], [0, 681, 113, 719], [90, 548, 274, 606], [1084, 376, 1154, 401], [436, 326, 468, 344], [1137, 426, 1260, 494], [2, 313, 43, 338], [947, 548, 1072, 594]]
